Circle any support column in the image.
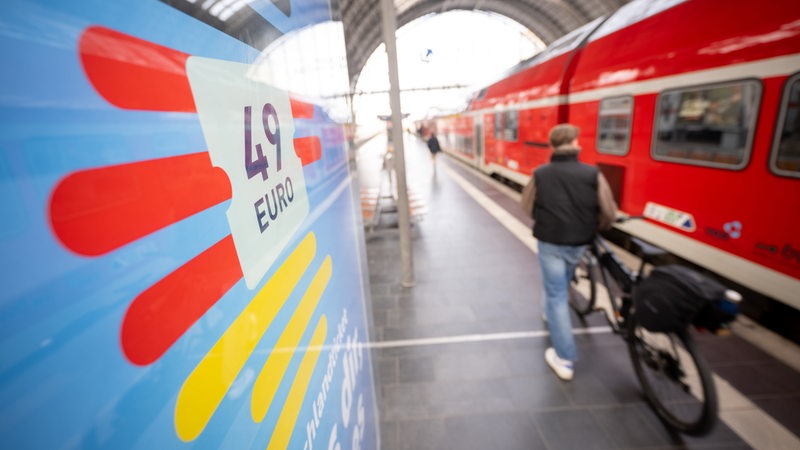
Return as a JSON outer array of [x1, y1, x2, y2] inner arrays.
[[380, 0, 415, 287]]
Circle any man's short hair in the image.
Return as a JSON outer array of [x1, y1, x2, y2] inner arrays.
[[549, 124, 580, 148]]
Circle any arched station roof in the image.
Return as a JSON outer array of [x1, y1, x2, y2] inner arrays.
[[161, 0, 629, 91], [340, 0, 631, 89]]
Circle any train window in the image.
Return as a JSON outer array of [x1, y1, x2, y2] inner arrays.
[[652, 81, 761, 169], [597, 96, 633, 155], [504, 110, 518, 141], [494, 113, 503, 139], [463, 134, 474, 155], [770, 73, 800, 178]]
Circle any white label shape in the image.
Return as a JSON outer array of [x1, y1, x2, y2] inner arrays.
[[643, 201, 696, 232], [186, 56, 310, 289]]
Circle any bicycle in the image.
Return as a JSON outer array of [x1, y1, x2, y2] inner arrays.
[[568, 216, 742, 436]]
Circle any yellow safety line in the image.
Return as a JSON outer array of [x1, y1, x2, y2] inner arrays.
[[174, 232, 316, 441]]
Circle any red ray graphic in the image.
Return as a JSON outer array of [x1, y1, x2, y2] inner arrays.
[[50, 152, 231, 256], [289, 98, 314, 119], [56, 25, 330, 368], [80, 26, 194, 112], [121, 235, 242, 365], [80, 25, 320, 123], [57, 27, 324, 257], [294, 136, 322, 166]]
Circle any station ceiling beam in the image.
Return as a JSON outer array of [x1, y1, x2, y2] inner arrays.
[[340, 0, 630, 90]]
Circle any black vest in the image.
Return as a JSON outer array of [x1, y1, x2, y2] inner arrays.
[[533, 153, 599, 245]]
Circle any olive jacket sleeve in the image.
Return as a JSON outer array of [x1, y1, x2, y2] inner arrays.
[[597, 172, 619, 231]]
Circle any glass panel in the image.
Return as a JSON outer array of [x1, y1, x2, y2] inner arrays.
[[653, 81, 761, 168], [772, 74, 800, 177], [494, 113, 503, 139], [597, 96, 633, 155], [504, 110, 518, 141]]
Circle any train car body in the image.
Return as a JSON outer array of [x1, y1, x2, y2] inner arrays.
[[436, 0, 800, 311], [0, 1, 378, 449]]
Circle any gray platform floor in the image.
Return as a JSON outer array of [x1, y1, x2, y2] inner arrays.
[[357, 133, 800, 450]]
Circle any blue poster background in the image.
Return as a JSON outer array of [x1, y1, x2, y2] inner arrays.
[[0, 1, 378, 449]]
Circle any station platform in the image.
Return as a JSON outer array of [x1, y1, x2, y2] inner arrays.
[[356, 132, 800, 449]]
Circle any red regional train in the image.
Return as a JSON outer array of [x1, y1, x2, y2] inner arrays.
[[431, 0, 800, 312]]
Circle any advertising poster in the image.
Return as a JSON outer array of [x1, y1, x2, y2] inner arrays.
[[0, 1, 378, 448]]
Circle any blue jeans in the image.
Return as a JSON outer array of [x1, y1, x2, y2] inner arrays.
[[538, 241, 588, 362]]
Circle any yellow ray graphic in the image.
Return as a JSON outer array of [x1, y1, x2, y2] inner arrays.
[[267, 315, 327, 450], [251, 255, 332, 422], [174, 232, 317, 442]]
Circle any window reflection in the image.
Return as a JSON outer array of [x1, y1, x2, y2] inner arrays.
[[653, 81, 761, 168], [503, 110, 518, 142], [772, 74, 800, 177], [494, 113, 503, 139], [597, 96, 633, 155]]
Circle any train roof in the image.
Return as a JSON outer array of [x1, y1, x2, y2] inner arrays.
[[466, 0, 689, 107]]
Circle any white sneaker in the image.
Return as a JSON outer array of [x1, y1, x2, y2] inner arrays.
[[545, 347, 574, 381]]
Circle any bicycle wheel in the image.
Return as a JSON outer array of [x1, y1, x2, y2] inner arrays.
[[569, 250, 596, 315], [627, 315, 718, 436]]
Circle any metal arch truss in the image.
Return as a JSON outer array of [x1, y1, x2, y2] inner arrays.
[[340, 0, 630, 90]]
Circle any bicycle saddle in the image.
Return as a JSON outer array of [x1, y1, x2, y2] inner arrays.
[[631, 237, 668, 259]]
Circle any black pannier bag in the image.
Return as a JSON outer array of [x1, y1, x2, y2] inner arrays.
[[632, 265, 737, 333]]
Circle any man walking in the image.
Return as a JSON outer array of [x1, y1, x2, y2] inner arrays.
[[529, 123, 617, 380]]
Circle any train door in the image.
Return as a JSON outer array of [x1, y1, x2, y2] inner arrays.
[[474, 118, 484, 170], [483, 113, 499, 168]]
